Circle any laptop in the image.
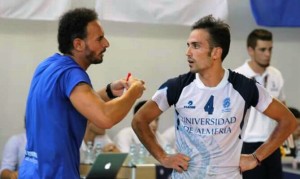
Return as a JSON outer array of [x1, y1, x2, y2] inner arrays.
[[84, 153, 128, 179]]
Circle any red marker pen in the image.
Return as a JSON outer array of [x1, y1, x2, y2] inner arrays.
[[126, 72, 131, 82], [123, 72, 131, 93]]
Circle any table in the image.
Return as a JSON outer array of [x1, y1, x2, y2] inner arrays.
[[282, 157, 300, 179], [80, 155, 172, 179]]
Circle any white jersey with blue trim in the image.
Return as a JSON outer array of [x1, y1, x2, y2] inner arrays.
[[235, 61, 285, 142], [151, 69, 272, 179]]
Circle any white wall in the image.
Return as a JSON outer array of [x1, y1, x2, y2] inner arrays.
[[0, 0, 299, 162]]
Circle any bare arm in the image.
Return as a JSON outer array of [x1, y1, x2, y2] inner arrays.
[[70, 77, 145, 129], [132, 100, 190, 172], [102, 143, 120, 153], [240, 98, 297, 171], [0, 169, 18, 179], [97, 78, 129, 102]]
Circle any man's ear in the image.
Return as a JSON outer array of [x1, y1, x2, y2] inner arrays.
[[211, 47, 222, 60], [247, 46, 254, 56], [73, 38, 85, 52]]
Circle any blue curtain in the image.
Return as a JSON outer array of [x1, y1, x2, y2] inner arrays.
[[250, 0, 300, 27]]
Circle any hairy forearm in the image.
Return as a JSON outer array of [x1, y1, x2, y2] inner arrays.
[[103, 93, 137, 126], [97, 88, 111, 102], [92, 87, 141, 128], [132, 120, 166, 162], [255, 116, 297, 161], [1, 169, 18, 179]]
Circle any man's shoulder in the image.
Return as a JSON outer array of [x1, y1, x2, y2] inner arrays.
[[164, 72, 194, 84], [161, 72, 195, 90], [8, 132, 25, 142], [267, 66, 283, 77], [234, 64, 247, 72], [228, 69, 252, 82], [234, 61, 253, 77]]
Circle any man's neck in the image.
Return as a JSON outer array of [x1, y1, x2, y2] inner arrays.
[[198, 67, 225, 87], [66, 54, 89, 70], [248, 60, 266, 75]]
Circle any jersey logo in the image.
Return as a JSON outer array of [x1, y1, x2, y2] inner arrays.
[[270, 81, 279, 92], [222, 97, 231, 112], [184, 100, 196, 109]]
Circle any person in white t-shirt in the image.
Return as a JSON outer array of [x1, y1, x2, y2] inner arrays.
[[162, 126, 176, 153], [235, 29, 285, 179], [80, 122, 119, 163], [0, 132, 26, 179], [131, 15, 297, 179], [114, 100, 165, 153]]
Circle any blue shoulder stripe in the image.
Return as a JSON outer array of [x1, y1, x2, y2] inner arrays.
[[228, 69, 259, 137], [228, 69, 259, 108], [158, 72, 195, 106]]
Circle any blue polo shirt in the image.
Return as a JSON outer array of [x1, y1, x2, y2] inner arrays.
[[19, 53, 91, 179]]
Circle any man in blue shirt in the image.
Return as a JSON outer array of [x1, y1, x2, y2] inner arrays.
[[19, 8, 145, 179]]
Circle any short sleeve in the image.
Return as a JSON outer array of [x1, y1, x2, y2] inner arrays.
[[61, 68, 92, 97], [254, 83, 273, 112]]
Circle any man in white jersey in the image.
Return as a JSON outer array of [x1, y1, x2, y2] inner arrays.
[[131, 15, 297, 179], [235, 29, 285, 179]]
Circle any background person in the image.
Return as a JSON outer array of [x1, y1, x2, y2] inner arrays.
[[0, 132, 26, 179], [114, 100, 165, 153], [18, 8, 145, 179], [288, 107, 300, 141], [82, 121, 119, 153], [161, 126, 176, 153], [288, 107, 300, 159], [235, 29, 285, 179], [132, 15, 297, 179], [80, 122, 120, 163]]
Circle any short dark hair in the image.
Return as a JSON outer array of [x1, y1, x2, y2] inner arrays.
[[289, 107, 300, 118], [191, 15, 230, 61], [247, 29, 272, 49], [134, 100, 147, 114], [57, 8, 98, 55]]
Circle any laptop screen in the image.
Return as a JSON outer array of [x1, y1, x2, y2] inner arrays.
[[85, 153, 128, 179]]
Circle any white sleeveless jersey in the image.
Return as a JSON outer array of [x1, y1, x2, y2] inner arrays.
[[152, 69, 272, 179]]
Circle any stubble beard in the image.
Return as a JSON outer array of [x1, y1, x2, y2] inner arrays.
[[256, 59, 270, 69], [86, 49, 103, 65]]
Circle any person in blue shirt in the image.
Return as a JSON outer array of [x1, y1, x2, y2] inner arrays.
[[19, 8, 145, 179]]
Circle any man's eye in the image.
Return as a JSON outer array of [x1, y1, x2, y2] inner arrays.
[[97, 37, 104, 41], [260, 48, 266, 52], [193, 44, 200, 48], [187, 43, 200, 48]]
